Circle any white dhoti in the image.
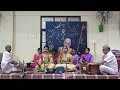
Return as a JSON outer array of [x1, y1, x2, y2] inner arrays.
[[100, 51, 118, 75], [99, 65, 118, 75], [1, 51, 18, 73], [1, 62, 18, 73]]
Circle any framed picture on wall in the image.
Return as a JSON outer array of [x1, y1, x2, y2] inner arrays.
[[40, 16, 87, 55]]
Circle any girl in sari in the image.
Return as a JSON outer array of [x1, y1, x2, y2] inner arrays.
[[30, 48, 43, 68], [80, 48, 93, 63], [35, 46, 54, 71], [71, 49, 80, 69]]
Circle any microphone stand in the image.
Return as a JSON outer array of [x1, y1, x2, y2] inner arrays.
[[20, 60, 25, 79], [77, 60, 81, 74], [63, 53, 67, 78], [43, 55, 46, 74], [65, 58, 67, 79]]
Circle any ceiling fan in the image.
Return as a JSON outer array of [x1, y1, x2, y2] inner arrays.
[[96, 11, 113, 24], [96, 11, 113, 32]]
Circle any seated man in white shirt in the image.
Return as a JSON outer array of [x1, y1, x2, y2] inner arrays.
[[89, 45, 118, 75], [1, 45, 24, 73]]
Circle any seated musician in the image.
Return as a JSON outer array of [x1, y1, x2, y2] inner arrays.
[[1, 45, 25, 73], [89, 45, 118, 75], [35, 46, 54, 71], [30, 48, 43, 68], [58, 38, 72, 54], [56, 46, 76, 71], [71, 49, 80, 69], [58, 46, 72, 64], [80, 48, 93, 63]]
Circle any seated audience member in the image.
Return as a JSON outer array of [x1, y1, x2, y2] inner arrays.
[[35, 46, 54, 71], [51, 49, 59, 64], [89, 45, 118, 75], [1, 45, 25, 73], [71, 49, 80, 69], [30, 48, 43, 68], [80, 48, 93, 63], [58, 38, 72, 54]]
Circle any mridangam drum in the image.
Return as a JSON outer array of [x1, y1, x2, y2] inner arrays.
[[14, 60, 27, 69]]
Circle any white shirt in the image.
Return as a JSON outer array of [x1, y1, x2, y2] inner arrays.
[[103, 51, 118, 73], [1, 51, 13, 70]]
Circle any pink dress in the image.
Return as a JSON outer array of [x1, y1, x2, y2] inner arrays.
[[80, 53, 93, 63], [30, 54, 43, 68]]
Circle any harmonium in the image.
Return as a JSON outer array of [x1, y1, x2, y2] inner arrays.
[[80, 63, 100, 75]]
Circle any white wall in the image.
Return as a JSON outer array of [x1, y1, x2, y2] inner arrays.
[[0, 11, 120, 62], [0, 11, 13, 53]]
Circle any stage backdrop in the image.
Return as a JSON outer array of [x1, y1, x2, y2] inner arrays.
[[46, 21, 87, 55]]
